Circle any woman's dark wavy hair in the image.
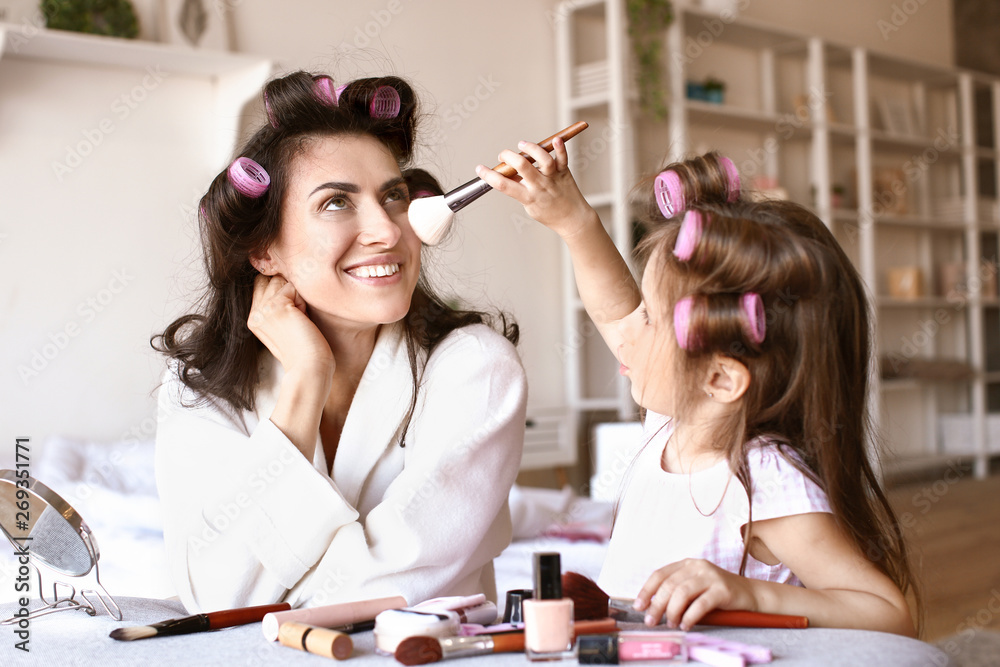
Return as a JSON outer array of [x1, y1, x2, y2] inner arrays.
[[152, 71, 517, 434], [633, 151, 919, 627]]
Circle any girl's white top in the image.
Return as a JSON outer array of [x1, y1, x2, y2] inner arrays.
[[597, 412, 832, 599], [155, 322, 527, 613]]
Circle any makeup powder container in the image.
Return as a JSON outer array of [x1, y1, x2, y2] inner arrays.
[[373, 608, 460, 655], [522, 552, 574, 661]]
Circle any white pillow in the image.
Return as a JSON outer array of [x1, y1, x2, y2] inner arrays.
[[35, 435, 158, 498]]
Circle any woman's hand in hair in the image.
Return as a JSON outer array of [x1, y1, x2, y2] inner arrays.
[[633, 558, 757, 631], [249, 274, 334, 459], [248, 274, 335, 377]]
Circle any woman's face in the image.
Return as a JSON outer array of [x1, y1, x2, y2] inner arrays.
[[265, 134, 421, 331], [617, 252, 679, 415]]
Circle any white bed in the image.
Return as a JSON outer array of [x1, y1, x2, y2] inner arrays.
[[0, 435, 614, 611]]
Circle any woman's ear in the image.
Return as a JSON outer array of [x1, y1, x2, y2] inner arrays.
[[702, 354, 750, 403], [250, 249, 276, 275]]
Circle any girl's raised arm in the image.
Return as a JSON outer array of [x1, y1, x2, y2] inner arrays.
[[476, 138, 640, 355]]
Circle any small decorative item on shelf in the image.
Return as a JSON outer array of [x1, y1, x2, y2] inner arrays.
[[831, 183, 847, 209], [876, 96, 918, 138], [873, 167, 909, 216], [937, 261, 966, 298], [887, 266, 923, 300], [702, 76, 726, 104], [626, 0, 674, 121], [158, 0, 229, 50], [685, 76, 726, 104], [40, 0, 140, 39]]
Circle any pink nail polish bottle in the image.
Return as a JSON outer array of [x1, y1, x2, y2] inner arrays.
[[522, 552, 575, 661]]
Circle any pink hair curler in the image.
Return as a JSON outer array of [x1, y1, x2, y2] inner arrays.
[[741, 292, 766, 344], [673, 209, 705, 261], [228, 157, 270, 198], [370, 85, 401, 119], [718, 155, 741, 202], [334, 83, 348, 104], [313, 75, 337, 106], [654, 169, 685, 219], [674, 296, 696, 350]]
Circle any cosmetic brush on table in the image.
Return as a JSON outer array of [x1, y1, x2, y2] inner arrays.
[[109, 602, 291, 641], [393, 617, 619, 665], [407, 121, 589, 246], [562, 571, 809, 629]]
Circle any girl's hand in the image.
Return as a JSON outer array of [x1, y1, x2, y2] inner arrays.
[[633, 559, 758, 631], [248, 274, 335, 380], [474, 137, 596, 239]]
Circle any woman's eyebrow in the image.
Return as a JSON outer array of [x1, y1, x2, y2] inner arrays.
[[310, 181, 358, 197], [380, 176, 407, 192], [309, 177, 407, 198]]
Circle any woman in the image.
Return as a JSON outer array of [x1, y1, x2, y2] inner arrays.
[[152, 72, 527, 613]]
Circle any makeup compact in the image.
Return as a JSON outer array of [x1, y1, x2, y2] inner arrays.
[[373, 608, 461, 655], [522, 552, 575, 661]]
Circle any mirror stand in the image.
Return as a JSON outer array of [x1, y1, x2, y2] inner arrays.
[[1, 529, 122, 624]]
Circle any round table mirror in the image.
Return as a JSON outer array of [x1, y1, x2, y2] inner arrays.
[[0, 470, 122, 621]]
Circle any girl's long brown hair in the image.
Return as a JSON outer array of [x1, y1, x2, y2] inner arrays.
[[152, 72, 517, 430], [635, 152, 918, 622]]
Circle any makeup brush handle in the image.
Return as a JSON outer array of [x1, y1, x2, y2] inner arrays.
[[700, 609, 809, 629], [491, 121, 589, 178], [210, 603, 292, 629]]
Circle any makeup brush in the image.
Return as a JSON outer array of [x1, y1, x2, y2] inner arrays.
[[562, 571, 809, 629], [110, 602, 292, 641], [408, 121, 589, 246], [393, 617, 618, 665]]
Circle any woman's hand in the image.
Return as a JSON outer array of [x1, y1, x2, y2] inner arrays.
[[248, 274, 335, 379], [475, 137, 597, 239], [248, 274, 334, 459], [633, 558, 758, 631]]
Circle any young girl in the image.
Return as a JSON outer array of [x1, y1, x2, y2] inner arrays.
[[476, 144, 917, 636]]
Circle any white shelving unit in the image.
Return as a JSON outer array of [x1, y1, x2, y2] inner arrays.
[[554, 1, 1000, 480], [553, 0, 641, 471]]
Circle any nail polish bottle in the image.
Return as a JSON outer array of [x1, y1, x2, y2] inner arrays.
[[522, 552, 574, 661]]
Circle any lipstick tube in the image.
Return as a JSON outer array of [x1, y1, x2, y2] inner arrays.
[[578, 632, 687, 664]]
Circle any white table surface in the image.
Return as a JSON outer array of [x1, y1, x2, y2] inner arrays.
[[0, 596, 952, 666]]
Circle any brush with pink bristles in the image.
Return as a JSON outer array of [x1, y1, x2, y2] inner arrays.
[[408, 121, 589, 245]]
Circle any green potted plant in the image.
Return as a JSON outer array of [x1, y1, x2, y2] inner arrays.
[[703, 76, 726, 104], [41, 0, 140, 39], [626, 0, 674, 120]]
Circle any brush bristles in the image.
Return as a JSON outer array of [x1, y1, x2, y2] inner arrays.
[[109, 625, 159, 641], [407, 196, 453, 246], [561, 571, 611, 621], [394, 636, 444, 666]]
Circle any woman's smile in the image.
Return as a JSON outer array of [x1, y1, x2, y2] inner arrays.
[[343, 254, 404, 284]]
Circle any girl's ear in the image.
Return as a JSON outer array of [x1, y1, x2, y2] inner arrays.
[[703, 354, 750, 403]]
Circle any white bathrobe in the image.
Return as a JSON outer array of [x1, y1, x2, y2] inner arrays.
[[155, 322, 527, 613]]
